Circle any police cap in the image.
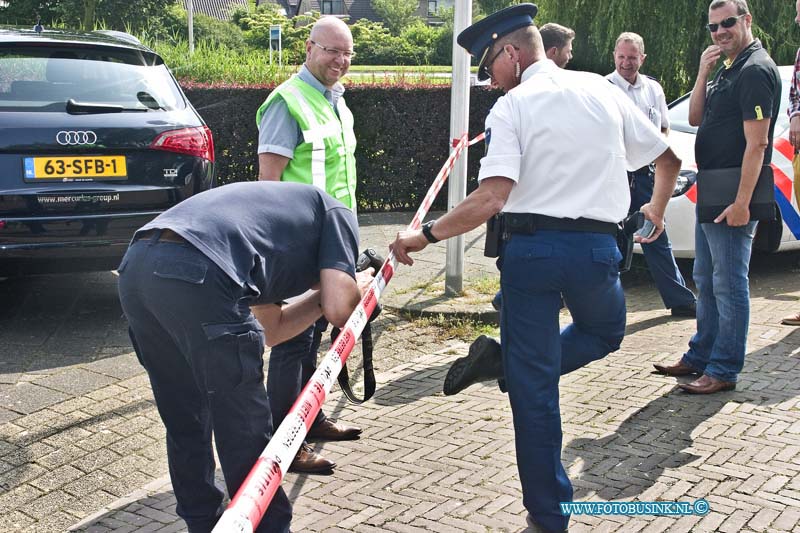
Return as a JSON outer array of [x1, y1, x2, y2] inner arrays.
[[456, 3, 538, 81]]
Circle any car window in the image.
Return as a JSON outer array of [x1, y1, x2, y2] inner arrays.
[[0, 46, 185, 111], [669, 68, 792, 136]]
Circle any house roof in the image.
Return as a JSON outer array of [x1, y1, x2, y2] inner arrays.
[[261, 0, 380, 22], [183, 0, 250, 21], [344, 0, 380, 22], [260, 0, 453, 24]]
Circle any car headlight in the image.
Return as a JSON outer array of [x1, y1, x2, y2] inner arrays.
[[672, 169, 696, 197]]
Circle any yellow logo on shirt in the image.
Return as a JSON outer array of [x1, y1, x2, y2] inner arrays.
[[755, 105, 763, 120]]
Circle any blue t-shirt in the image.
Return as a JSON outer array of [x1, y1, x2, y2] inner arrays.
[[135, 181, 358, 303]]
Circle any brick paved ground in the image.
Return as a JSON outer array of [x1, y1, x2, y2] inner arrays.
[[1, 213, 799, 532]]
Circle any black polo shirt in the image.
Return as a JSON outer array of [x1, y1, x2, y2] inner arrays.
[[695, 40, 781, 170]]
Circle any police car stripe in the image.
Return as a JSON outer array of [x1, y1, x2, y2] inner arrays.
[[772, 138, 800, 238]]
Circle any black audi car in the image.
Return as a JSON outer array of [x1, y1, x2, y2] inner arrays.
[[0, 27, 215, 276]]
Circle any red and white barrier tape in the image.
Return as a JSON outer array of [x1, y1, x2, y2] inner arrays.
[[213, 131, 484, 533]]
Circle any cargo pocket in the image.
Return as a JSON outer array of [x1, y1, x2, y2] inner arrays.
[[153, 258, 207, 284], [202, 317, 265, 395]]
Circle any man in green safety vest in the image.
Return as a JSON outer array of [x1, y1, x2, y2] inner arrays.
[[256, 16, 361, 474]]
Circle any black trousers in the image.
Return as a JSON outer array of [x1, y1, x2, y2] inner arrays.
[[118, 237, 292, 533]]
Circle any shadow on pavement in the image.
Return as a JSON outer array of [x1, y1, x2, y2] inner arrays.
[[565, 328, 800, 501], [0, 272, 130, 374]]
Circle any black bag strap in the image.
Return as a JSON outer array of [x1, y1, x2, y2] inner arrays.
[[330, 322, 376, 404], [329, 247, 383, 404]]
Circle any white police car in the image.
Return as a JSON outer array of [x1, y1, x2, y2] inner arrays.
[[641, 65, 798, 258]]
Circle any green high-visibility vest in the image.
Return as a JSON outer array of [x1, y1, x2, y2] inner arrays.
[[256, 76, 357, 209]]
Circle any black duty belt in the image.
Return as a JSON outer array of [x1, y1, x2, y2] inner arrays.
[[503, 213, 618, 236]]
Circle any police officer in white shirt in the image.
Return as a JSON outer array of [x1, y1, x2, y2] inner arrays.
[[390, 4, 681, 532], [606, 32, 697, 318]]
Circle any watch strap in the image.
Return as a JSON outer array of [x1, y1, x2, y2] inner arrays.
[[422, 220, 440, 243]]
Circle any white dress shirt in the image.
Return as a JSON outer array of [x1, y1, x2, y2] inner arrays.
[[478, 59, 667, 223], [605, 70, 670, 131]]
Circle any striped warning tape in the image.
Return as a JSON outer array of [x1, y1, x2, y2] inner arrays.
[[212, 131, 485, 533]]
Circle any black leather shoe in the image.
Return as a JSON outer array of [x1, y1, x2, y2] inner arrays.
[[306, 418, 362, 441], [443, 335, 503, 395], [671, 302, 696, 318], [288, 442, 335, 473]]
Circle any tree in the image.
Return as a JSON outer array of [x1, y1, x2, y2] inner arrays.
[[371, 0, 420, 35], [0, 0, 178, 32], [537, 0, 798, 101], [83, 0, 96, 30], [474, 0, 521, 16]]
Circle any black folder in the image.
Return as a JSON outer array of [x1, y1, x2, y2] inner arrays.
[[696, 165, 776, 223]]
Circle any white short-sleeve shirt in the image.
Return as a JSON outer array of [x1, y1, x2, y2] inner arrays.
[[478, 59, 668, 223], [605, 70, 670, 131]]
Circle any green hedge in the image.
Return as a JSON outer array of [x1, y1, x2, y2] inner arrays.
[[184, 85, 501, 212]]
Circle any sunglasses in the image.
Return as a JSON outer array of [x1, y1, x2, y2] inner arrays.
[[707, 14, 745, 33], [483, 47, 506, 79]]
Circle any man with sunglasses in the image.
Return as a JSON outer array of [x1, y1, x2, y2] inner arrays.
[[606, 32, 698, 319], [391, 4, 681, 531], [654, 0, 780, 394], [255, 16, 361, 474]]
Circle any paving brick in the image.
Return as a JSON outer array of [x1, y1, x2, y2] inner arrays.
[[25, 489, 77, 519], [29, 464, 85, 492], [37, 444, 90, 469], [772, 506, 800, 532], [747, 507, 781, 532], [2, 510, 38, 530]]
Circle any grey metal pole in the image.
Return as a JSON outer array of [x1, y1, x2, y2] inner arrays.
[[445, 1, 472, 296], [187, 0, 195, 55]]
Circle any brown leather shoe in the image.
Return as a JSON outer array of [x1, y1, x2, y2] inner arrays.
[[678, 374, 736, 394], [306, 418, 362, 441], [288, 442, 335, 473], [653, 360, 701, 377]]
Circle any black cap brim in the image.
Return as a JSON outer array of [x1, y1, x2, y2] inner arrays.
[[456, 3, 538, 81]]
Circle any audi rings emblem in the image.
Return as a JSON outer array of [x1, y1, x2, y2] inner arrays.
[[56, 130, 98, 146]]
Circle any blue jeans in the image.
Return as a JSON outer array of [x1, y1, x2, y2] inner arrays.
[[681, 219, 757, 383], [267, 317, 329, 428], [118, 237, 292, 533], [629, 170, 696, 309], [499, 231, 626, 532]]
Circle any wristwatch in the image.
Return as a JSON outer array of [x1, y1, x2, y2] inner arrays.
[[421, 220, 440, 243]]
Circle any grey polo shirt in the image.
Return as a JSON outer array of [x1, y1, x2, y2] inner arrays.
[[257, 65, 346, 158]]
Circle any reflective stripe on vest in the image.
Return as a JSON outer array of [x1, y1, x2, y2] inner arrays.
[[256, 76, 357, 209], [283, 84, 327, 192]]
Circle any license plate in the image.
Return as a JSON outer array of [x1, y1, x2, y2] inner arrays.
[[23, 155, 127, 180]]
